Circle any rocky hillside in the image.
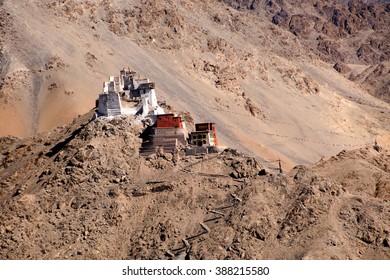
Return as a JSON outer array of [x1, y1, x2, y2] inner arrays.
[[0, 1, 389, 260], [223, 0, 390, 102], [0, 113, 389, 259]]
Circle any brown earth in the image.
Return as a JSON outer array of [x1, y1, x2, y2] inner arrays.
[[0, 113, 389, 260], [0, 0, 389, 260], [0, 0, 390, 168]]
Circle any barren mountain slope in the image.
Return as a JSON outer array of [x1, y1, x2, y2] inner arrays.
[[223, 0, 390, 102], [0, 114, 389, 260], [0, 0, 389, 167]]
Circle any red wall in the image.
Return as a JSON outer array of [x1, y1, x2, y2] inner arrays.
[[156, 114, 183, 128]]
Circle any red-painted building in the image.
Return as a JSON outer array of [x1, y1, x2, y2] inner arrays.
[[156, 114, 183, 128]]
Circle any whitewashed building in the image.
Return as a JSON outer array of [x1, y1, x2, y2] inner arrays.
[[96, 69, 164, 121]]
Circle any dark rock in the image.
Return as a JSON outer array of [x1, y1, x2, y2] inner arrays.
[[289, 15, 312, 37], [151, 184, 173, 193], [258, 169, 267, 176], [333, 62, 351, 74], [252, 229, 266, 241], [272, 9, 289, 26]]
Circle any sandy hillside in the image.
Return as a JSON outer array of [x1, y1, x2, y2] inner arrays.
[[0, 0, 389, 167]]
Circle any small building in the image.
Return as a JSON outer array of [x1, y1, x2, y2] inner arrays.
[[129, 82, 155, 99], [140, 114, 189, 156], [97, 79, 122, 117], [97, 92, 122, 117], [96, 69, 164, 119], [119, 68, 136, 90], [190, 123, 218, 147], [138, 84, 164, 119]]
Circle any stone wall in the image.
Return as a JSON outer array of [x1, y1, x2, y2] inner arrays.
[[97, 92, 122, 117]]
